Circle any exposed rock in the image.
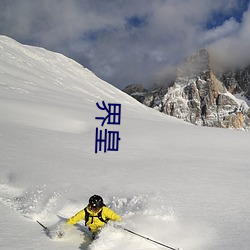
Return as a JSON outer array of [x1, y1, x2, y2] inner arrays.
[[123, 83, 146, 95], [123, 84, 147, 103], [217, 66, 250, 99]]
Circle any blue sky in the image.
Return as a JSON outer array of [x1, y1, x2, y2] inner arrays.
[[205, 0, 249, 28], [0, 0, 249, 89]]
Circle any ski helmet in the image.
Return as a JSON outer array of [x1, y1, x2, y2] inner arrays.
[[89, 195, 104, 210]]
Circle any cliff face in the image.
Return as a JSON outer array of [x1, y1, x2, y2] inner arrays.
[[123, 49, 250, 130], [218, 66, 250, 99]]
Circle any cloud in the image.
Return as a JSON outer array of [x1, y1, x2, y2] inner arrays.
[[200, 18, 240, 45], [209, 4, 250, 69], [0, 0, 249, 88]]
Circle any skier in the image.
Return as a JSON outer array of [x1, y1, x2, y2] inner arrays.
[[66, 194, 121, 239]]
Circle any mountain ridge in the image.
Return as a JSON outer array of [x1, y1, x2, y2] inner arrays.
[[123, 49, 250, 130]]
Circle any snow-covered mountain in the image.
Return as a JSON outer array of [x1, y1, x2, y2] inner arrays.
[[217, 65, 250, 100], [0, 36, 250, 250], [124, 49, 250, 130]]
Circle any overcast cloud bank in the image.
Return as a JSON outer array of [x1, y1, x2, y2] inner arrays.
[[0, 0, 249, 88]]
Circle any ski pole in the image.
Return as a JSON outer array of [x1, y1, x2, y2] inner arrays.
[[37, 220, 48, 231], [122, 227, 180, 250]]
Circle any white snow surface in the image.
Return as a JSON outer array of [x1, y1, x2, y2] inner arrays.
[[0, 35, 250, 250]]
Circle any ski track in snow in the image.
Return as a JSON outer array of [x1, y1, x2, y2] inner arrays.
[[0, 180, 211, 250]]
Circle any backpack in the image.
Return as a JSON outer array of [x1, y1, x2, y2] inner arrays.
[[84, 206, 109, 226]]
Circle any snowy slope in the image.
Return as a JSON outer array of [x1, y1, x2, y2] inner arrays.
[[0, 36, 250, 250]]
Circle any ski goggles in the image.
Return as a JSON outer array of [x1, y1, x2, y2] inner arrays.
[[89, 204, 101, 212]]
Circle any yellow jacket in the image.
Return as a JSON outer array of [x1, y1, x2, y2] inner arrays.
[[67, 206, 121, 233]]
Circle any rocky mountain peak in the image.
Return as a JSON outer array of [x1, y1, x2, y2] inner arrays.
[[177, 49, 210, 78], [123, 49, 250, 130]]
